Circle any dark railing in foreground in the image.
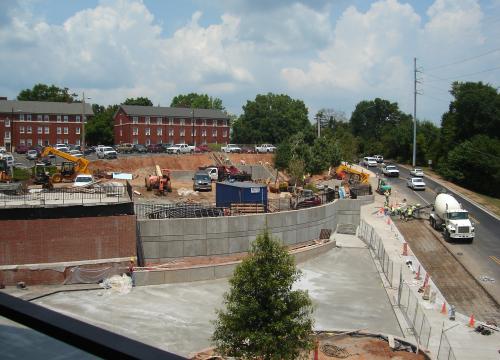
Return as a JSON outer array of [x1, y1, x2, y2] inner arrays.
[[0, 292, 186, 360]]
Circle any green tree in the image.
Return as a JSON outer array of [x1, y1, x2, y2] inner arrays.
[[85, 104, 117, 145], [122, 97, 153, 106], [212, 229, 314, 359], [170, 93, 225, 110], [308, 135, 342, 174], [232, 93, 312, 144], [17, 84, 78, 102]]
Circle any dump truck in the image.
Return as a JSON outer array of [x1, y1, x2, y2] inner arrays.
[[145, 165, 172, 195], [429, 193, 474, 242]]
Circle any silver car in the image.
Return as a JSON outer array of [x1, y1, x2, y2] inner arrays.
[[407, 177, 426, 190], [410, 168, 424, 177]]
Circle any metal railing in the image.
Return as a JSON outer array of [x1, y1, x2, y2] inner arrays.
[[0, 185, 130, 207], [437, 328, 456, 360]]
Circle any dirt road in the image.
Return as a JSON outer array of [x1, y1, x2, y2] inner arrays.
[[397, 219, 500, 324]]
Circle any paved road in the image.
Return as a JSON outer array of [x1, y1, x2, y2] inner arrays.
[[367, 163, 500, 301]]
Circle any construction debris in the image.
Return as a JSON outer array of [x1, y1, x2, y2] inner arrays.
[[320, 343, 351, 358]]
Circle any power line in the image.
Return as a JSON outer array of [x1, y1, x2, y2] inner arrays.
[[425, 47, 500, 71], [422, 65, 500, 82]]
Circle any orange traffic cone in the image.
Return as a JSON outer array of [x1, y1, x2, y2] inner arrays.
[[441, 302, 447, 314], [423, 273, 430, 288], [386, 217, 391, 225], [402, 243, 408, 256], [314, 340, 319, 360], [469, 314, 475, 327], [415, 265, 421, 280]]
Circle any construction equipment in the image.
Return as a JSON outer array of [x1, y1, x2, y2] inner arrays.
[[199, 165, 252, 182], [39, 147, 91, 183], [145, 165, 172, 195], [335, 164, 369, 186], [376, 178, 391, 194], [430, 193, 474, 242], [33, 163, 53, 189], [0, 158, 12, 182]]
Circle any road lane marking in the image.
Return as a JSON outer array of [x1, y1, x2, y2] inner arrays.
[[413, 190, 430, 205], [490, 256, 500, 266]]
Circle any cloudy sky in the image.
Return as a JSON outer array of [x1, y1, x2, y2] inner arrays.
[[1, 0, 499, 124]]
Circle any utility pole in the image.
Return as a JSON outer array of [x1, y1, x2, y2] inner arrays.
[[413, 57, 417, 167], [316, 112, 321, 138], [81, 92, 90, 158]]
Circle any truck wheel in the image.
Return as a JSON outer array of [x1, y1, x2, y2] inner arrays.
[[52, 173, 62, 183], [444, 230, 450, 242], [429, 217, 434, 229]]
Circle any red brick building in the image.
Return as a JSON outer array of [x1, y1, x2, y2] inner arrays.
[[0, 99, 93, 151], [114, 105, 230, 146]]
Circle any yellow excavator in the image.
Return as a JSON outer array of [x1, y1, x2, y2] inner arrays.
[[36, 147, 91, 184], [335, 164, 370, 185]]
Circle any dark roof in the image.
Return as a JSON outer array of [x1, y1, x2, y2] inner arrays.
[[119, 105, 229, 119], [0, 100, 93, 115]]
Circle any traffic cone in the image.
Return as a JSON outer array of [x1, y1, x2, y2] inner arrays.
[[441, 302, 447, 314], [402, 243, 408, 256], [386, 217, 391, 225], [415, 265, 421, 280], [314, 340, 319, 360], [423, 273, 430, 288], [468, 314, 475, 328]]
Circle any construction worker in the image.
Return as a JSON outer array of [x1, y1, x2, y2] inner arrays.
[[128, 259, 135, 287]]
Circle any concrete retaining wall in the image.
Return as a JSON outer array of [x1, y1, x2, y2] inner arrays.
[[138, 195, 374, 263]]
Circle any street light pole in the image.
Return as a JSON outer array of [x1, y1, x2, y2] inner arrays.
[[413, 57, 417, 167], [81, 92, 90, 158]]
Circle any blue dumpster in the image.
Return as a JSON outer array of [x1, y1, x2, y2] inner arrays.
[[216, 181, 268, 210]]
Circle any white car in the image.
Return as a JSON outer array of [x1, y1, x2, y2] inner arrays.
[[0, 153, 14, 167], [221, 144, 241, 153], [362, 156, 378, 167], [166, 144, 194, 154], [407, 177, 426, 190], [69, 150, 83, 158], [255, 144, 276, 153], [373, 155, 384, 163], [382, 164, 400, 177], [410, 168, 424, 177], [73, 174, 95, 187], [96, 146, 117, 159], [26, 149, 38, 160]]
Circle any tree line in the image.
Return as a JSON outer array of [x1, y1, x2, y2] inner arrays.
[[17, 81, 500, 196]]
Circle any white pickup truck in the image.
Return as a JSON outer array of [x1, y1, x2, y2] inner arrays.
[[255, 144, 276, 153], [221, 144, 241, 153], [166, 144, 195, 154]]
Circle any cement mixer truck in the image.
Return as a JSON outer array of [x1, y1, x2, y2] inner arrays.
[[429, 193, 474, 243]]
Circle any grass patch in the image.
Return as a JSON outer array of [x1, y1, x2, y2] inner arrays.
[[12, 167, 31, 181]]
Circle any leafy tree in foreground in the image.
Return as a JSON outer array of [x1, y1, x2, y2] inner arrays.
[[85, 104, 117, 145], [122, 97, 153, 106], [212, 229, 314, 359], [17, 83, 78, 102]]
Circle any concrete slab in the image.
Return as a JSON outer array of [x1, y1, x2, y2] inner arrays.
[[35, 246, 402, 357]]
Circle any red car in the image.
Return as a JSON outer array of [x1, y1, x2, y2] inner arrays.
[[147, 144, 164, 153], [194, 144, 210, 153], [15, 144, 29, 154]]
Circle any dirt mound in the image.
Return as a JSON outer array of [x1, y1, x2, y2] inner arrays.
[[227, 153, 274, 165]]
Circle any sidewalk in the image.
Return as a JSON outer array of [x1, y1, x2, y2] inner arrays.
[[359, 195, 500, 360]]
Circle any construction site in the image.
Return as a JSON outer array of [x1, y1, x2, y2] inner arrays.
[[1, 150, 500, 359]]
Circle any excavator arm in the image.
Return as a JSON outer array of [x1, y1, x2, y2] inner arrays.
[[336, 164, 369, 184], [40, 147, 91, 174]]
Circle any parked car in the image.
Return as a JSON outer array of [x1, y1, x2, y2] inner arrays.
[[240, 146, 255, 154], [69, 149, 84, 158], [147, 144, 164, 153], [73, 174, 95, 187], [407, 177, 426, 190], [221, 144, 241, 153], [96, 146, 117, 159], [116, 143, 134, 153], [362, 156, 378, 167], [382, 164, 400, 177], [196, 144, 211, 153], [133, 144, 148, 153], [166, 144, 194, 154], [15, 144, 29, 154], [255, 144, 276, 153], [26, 149, 39, 160], [0, 153, 14, 167], [410, 168, 425, 177], [192, 171, 212, 191], [373, 155, 384, 163]]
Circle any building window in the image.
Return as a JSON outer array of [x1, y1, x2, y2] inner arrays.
[[57, 115, 62, 122], [83, 116, 87, 123], [223, 130, 228, 137], [19, 126, 25, 134], [145, 117, 150, 124], [76, 139, 81, 146], [180, 128, 185, 136], [37, 127, 43, 134], [168, 118, 173, 125], [57, 127, 62, 134], [202, 129, 207, 137], [38, 139, 43, 146], [180, 119, 185, 126], [44, 127, 49, 134], [19, 114, 24, 121], [27, 139, 32, 146], [4, 131, 10, 139], [44, 115, 49, 121], [133, 138, 138, 145], [132, 116, 138, 124], [213, 120, 217, 127], [133, 127, 138, 135], [120, 130, 123, 137], [120, 119, 122, 125], [192, 129, 196, 136], [27, 126, 32, 134], [64, 139, 68, 144], [203, 119, 206, 126], [64, 127, 68, 134], [37, 115, 42, 121], [5, 119, 10, 127], [145, 128, 150, 136], [157, 128, 162, 136], [76, 115, 81, 122], [76, 127, 81, 134], [27, 114, 31, 121], [63, 116, 68, 122], [20, 139, 25, 145], [145, 138, 151, 146], [157, 117, 162, 125], [212, 129, 217, 137], [57, 139, 62, 144]]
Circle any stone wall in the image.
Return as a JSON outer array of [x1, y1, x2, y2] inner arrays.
[[138, 196, 374, 263]]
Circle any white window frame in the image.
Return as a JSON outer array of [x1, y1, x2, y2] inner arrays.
[[212, 129, 217, 137], [223, 130, 228, 137], [145, 116, 150, 124], [63, 115, 68, 122], [76, 115, 81, 122], [133, 127, 138, 135], [20, 139, 25, 145], [57, 139, 62, 144], [132, 116, 138, 124], [19, 114, 24, 121], [145, 128, 150, 136], [27, 126, 32, 134], [44, 115, 49, 121], [64, 127, 68, 134], [38, 139, 43, 146], [180, 119, 185, 125], [133, 138, 138, 145], [180, 128, 185, 136], [37, 115, 42, 121], [4, 131, 10, 139], [157, 128, 162, 136], [57, 115, 62, 122], [168, 129, 174, 136], [44, 126, 50, 134], [27, 139, 32, 146], [145, 138, 151, 146], [37, 127, 43, 134], [76, 127, 81, 135], [5, 119, 10, 127], [203, 119, 206, 126], [157, 117, 162, 125], [64, 139, 68, 144], [57, 127, 62, 134], [19, 126, 25, 134], [76, 139, 81, 146], [202, 129, 207, 137]]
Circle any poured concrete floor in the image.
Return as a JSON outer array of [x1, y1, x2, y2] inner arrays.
[[28, 246, 402, 357]]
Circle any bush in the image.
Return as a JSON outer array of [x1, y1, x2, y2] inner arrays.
[[13, 167, 31, 181], [208, 143, 222, 152]]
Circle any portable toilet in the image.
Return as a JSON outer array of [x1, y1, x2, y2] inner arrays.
[[216, 181, 268, 210]]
